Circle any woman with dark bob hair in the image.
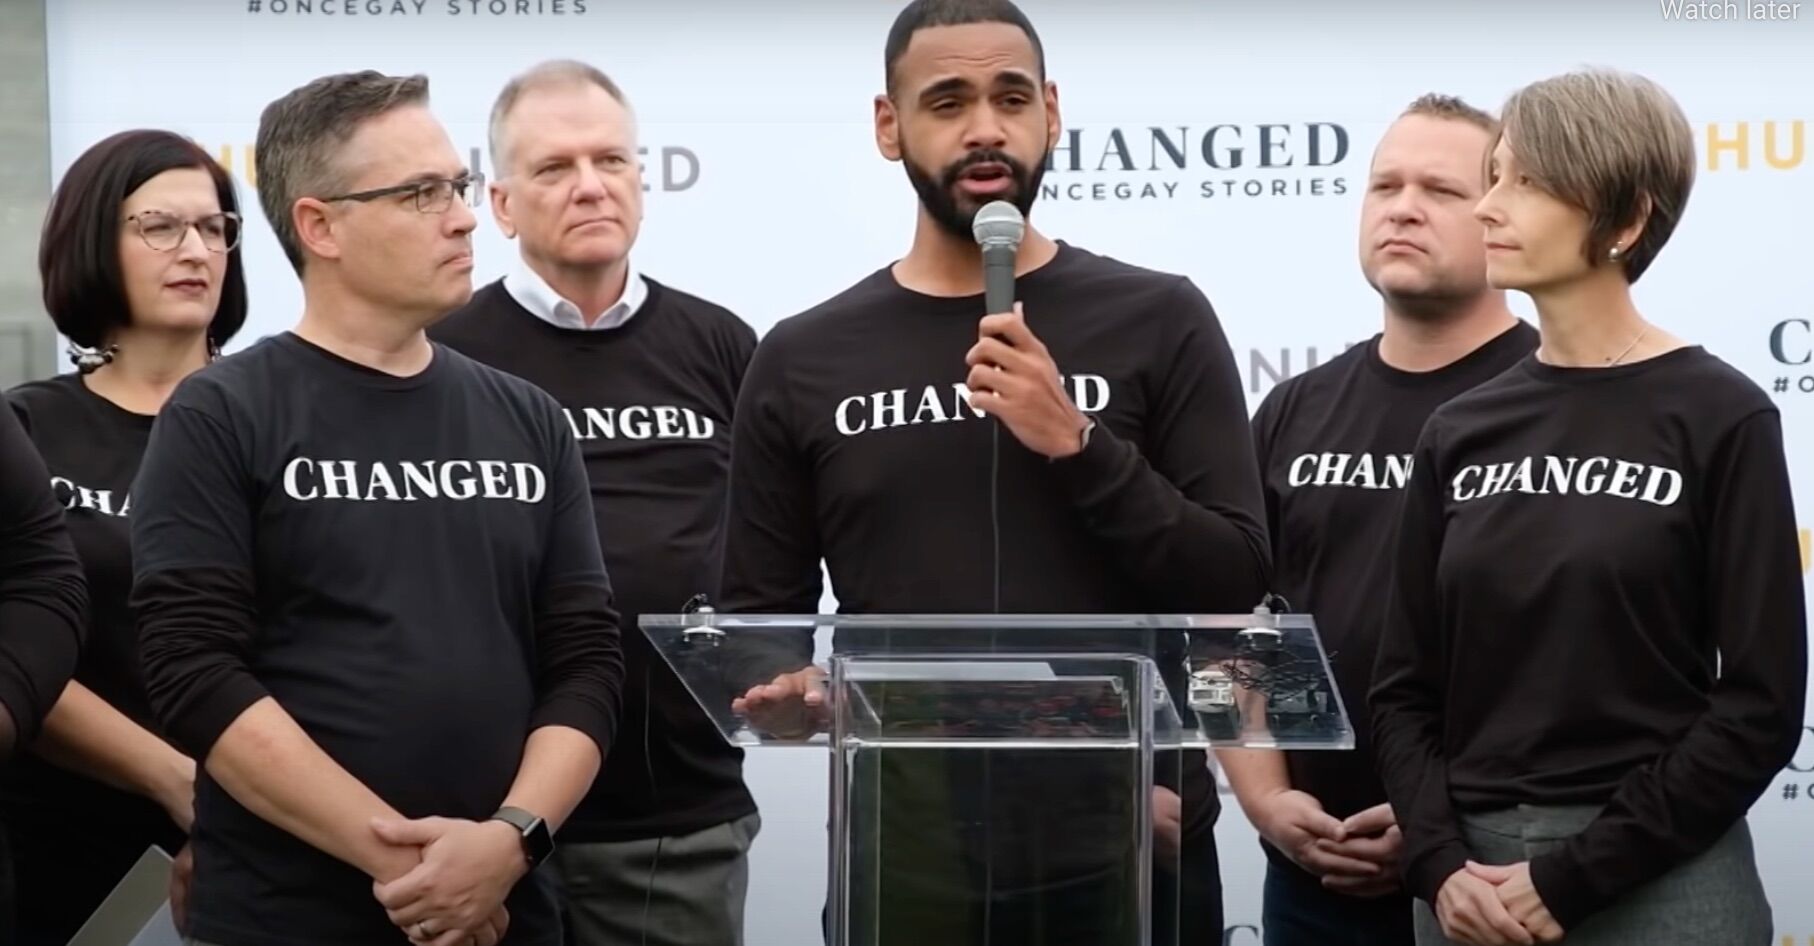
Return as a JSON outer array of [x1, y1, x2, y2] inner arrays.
[[1371, 69, 1805, 946], [2, 128, 247, 944]]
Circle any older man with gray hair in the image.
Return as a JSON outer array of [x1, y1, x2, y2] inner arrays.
[[430, 59, 761, 946]]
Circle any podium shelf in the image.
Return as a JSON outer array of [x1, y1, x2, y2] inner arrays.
[[641, 610, 1355, 751]]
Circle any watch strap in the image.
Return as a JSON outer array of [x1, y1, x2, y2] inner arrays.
[[490, 806, 553, 867]]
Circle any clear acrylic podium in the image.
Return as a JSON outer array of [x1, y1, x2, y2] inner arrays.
[[643, 610, 1352, 946]]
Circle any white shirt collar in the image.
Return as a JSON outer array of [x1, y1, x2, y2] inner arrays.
[[503, 256, 648, 331]]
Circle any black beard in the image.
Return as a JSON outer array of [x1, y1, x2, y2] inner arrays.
[[902, 145, 1047, 242]]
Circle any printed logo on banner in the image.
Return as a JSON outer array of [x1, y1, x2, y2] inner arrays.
[[1040, 124, 1353, 203], [1764, 319, 1814, 396], [240, 0, 589, 16], [205, 144, 700, 205], [1244, 341, 1368, 395], [1701, 120, 1804, 171], [1778, 522, 1812, 809], [1781, 722, 1814, 804]]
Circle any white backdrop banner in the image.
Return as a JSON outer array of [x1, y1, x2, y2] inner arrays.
[[44, 1, 1814, 943]]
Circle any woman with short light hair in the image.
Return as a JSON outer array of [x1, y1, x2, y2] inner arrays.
[[1371, 69, 1805, 946]]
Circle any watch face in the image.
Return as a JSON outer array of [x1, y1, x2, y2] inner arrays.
[[524, 817, 554, 864], [495, 808, 555, 865]]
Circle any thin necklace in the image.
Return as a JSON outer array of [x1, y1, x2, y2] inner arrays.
[[1544, 325, 1649, 367], [1608, 325, 1648, 365]]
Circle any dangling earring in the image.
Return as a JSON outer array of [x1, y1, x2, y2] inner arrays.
[[207, 338, 222, 362], [1608, 245, 1623, 262], [67, 342, 119, 375]]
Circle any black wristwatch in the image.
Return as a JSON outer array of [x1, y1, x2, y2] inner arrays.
[[490, 806, 554, 869]]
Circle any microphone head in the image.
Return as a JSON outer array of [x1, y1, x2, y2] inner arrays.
[[972, 200, 1025, 249]]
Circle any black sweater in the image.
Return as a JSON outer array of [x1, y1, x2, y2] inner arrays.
[[129, 333, 623, 946], [6, 375, 187, 872], [0, 397, 86, 756], [1370, 346, 1807, 929], [1251, 322, 1534, 872], [720, 242, 1271, 846], [431, 277, 759, 841]]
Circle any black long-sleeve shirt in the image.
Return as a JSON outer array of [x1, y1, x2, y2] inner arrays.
[[6, 374, 188, 935], [431, 277, 759, 842], [129, 333, 623, 946], [723, 242, 1267, 619], [1369, 346, 1807, 929], [1251, 323, 1534, 875], [721, 241, 1270, 859], [0, 395, 86, 756]]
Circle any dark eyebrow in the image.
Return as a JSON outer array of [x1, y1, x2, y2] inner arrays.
[[991, 71, 1039, 94], [918, 76, 976, 104], [132, 207, 230, 217], [917, 70, 1038, 105], [400, 169, 467, 186]]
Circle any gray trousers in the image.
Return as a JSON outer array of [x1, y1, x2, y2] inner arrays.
[[1412, 805, 1772, 946], [549, 812, 761, 946]]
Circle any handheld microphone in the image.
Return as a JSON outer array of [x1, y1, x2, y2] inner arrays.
[[970, 202, 1024, 619], [969, 201, 1024, 884], [972, 200, 1025, 315]]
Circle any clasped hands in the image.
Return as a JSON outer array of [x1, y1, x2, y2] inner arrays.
[[369, 815, 529, 946], [1248, 787, 1563, 945], [1252, 791, 1405, 900], [1435, 860, 1564, 946]]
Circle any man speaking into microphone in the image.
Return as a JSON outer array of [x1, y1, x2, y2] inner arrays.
[[721, 1, 1268, 943]]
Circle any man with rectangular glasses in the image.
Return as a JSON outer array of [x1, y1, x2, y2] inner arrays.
[[130, 70, 625, 946]]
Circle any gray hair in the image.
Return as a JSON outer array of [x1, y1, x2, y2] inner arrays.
[[255, 70, 429, 273], [488, 60, 633, 177]]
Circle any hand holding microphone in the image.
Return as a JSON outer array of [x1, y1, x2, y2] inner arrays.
[[963, 201, 1092, 460]]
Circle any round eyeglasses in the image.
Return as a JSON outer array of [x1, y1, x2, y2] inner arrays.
[[125, 211, 242, 253]]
